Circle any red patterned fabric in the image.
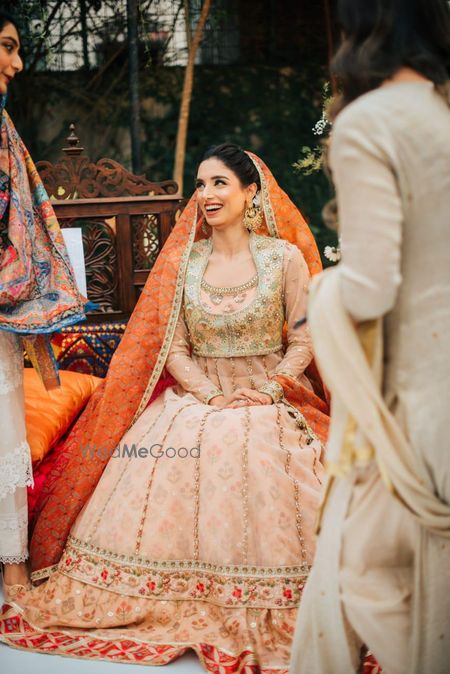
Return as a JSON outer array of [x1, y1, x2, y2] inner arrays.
[[27, 440, 66, 525], [0, 604, 382, 673], [50, 323, 127, 378]]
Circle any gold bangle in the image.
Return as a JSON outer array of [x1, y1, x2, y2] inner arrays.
[[258, 380, 284, 404], [203, 389, 224, 405]]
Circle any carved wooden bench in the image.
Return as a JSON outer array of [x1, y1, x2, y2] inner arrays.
[[35, 125, 186, 375]]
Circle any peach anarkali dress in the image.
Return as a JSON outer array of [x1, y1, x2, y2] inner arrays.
[[1, 234, 324, 672]]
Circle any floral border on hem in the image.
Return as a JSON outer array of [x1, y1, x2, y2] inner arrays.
[[56, 535, 309, 608]]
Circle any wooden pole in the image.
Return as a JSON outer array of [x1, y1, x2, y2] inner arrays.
[[127, 0, 142, 174], [173, 0, 212, 194]]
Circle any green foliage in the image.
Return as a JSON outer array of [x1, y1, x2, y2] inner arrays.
[[293, 81, 332, 177], [293, 145, 325, 176], [291, 80, 337, 263]]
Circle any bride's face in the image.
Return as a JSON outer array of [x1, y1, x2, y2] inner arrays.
[[0, 22, 23, 94], [196, 158, 255, 230]]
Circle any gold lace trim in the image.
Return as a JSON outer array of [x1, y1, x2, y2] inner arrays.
[[200, 275, 258, 297]]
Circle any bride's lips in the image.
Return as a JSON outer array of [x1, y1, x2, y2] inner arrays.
[[204, 203, 223, 218]]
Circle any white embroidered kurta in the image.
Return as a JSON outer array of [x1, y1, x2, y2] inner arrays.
[[0, 331, 33, 563]]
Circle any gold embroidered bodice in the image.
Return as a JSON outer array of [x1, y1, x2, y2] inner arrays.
[[184, 234, 287, 358]]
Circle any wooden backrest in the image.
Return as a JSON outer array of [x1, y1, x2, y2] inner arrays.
[[36, 125, 186, 323]]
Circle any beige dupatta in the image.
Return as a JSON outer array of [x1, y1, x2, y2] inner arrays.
[[308, 266, 450, 535]]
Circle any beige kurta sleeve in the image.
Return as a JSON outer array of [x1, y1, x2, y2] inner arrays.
[[165, 307, 223, 404], [273, 244, 314, 379], [330, 107, 403, 321]]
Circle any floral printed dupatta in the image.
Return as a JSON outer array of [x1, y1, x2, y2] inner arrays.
[[29, 152, 329, 580], [0, 99, 87, 387]]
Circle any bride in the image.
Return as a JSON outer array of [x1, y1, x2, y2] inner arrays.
[[1, 144, 329, 672]]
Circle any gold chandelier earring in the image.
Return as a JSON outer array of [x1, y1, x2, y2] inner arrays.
[[243, 195, 262, 232]]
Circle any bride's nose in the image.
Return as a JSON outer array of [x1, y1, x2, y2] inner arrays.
[[202, 184, 216, 200], [13, 53, 24, 73]]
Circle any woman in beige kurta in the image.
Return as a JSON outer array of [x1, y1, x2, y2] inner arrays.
[[0, 146, 329, 672], [290, 1, 450, 672]]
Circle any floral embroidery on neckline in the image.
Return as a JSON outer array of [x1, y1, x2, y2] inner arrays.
[[196, 233, 262, 318], [184, 234, 287, 358]]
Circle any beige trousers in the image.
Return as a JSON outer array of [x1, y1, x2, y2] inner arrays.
[[291, 463, 421, 674], [340, 463, 416, 674]]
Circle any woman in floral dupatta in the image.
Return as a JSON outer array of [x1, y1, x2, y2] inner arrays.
[[0, 12, 86, 590], [1, 144, 329, 673]]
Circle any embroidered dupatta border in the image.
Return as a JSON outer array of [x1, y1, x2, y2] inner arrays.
[[246, 152, 280, 239], [132, 205, 199, 422]]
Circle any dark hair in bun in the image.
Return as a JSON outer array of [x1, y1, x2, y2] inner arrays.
[[201, 143, 261, 189]]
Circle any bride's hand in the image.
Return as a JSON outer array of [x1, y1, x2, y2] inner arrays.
[[208, 393, 256, 409], [209, 389, 272, 409], [225, 388, 272, 408]]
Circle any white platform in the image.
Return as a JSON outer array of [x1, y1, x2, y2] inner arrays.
[[0, 587, 204, 674]]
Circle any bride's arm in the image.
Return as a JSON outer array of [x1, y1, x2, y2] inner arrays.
[[280, 244, 314, 376], [165, 308, 224, 404], [264, 245, 314, 398]]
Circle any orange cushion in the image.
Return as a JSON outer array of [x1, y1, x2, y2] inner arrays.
[[24, 368, 102, 465]]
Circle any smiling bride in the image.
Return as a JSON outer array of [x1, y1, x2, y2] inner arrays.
[[0, 144, 329, 673]]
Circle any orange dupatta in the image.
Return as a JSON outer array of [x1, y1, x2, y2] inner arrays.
[[29, 153, 329, 580]]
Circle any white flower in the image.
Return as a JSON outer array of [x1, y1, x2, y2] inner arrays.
[[312, 119, 326, 136], [324, 246, 341, 263], [312, 114, 330, 136]]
